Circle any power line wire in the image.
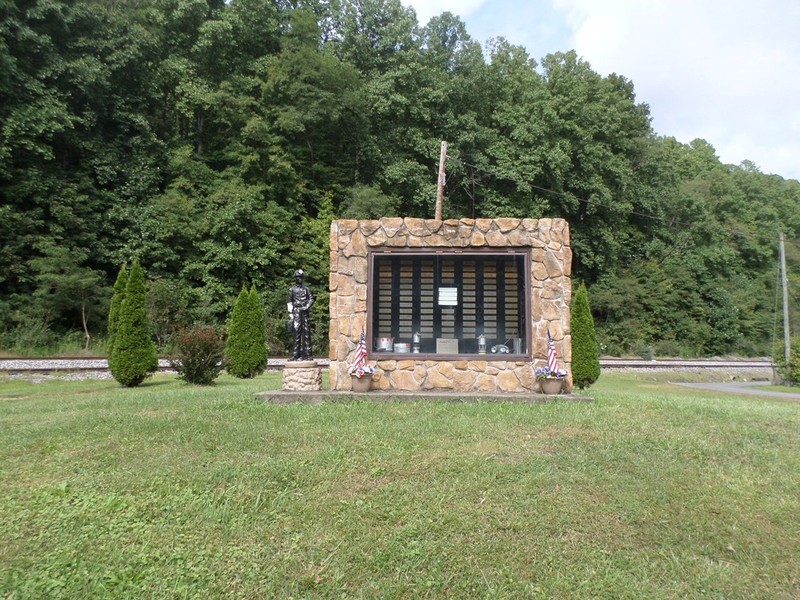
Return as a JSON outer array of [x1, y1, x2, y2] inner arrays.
[[447, 155, 786, 242]]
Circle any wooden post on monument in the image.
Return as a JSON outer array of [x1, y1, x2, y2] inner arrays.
[[435, 140, 447, 221]]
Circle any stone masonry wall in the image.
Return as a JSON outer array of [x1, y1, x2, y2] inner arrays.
[[329, 217, 572, 393]]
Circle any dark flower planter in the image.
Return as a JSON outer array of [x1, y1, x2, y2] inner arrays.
[[351, 374, 373, 392]]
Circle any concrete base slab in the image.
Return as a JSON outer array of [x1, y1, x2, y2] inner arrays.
[[257, 390, 593, 405]]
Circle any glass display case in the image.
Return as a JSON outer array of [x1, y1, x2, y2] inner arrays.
[[369, 250, 530, 358]]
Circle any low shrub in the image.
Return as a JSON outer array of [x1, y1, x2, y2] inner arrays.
[[653, 339, 683, 359], [170, 325, 225, 385], [8, 319, 57, 355], [774, 336, 800, 386], [630, 342, 655, 361]]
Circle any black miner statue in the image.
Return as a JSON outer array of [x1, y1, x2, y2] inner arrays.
[[287, 269, 315, 361]]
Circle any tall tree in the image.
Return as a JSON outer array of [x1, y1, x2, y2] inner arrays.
[[1, 0, 799, 361], [30, 243, 107, 350]]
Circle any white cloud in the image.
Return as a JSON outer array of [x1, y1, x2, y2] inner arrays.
[[404, 0, 800, 180], [403, 0, 488, 25], [556, 0, 800, 179]]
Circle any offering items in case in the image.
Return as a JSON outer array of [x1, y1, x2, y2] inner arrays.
[[375, 337, 393, 351]]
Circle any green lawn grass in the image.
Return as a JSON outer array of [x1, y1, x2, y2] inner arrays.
[[749, 384, 800, 394], [1, 373, 798, 598]]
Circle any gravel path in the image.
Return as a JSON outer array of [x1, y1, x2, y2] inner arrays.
[[0, 358, 331, 383], [0, 358, 114, 371], [0, 359, 167, 382]]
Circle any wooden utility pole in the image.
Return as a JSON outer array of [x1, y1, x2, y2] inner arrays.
[[779, 232, 791, 363], [435, 141, 447, 221]]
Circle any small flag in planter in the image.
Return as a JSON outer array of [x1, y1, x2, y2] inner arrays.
[[354, 330, 368, 369], [547, 329, 558, 373]]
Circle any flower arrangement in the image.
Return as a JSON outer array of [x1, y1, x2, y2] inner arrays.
[[535, 366, 567, 380], [348, 363, 375, 379], [349, 331, 375, 378]]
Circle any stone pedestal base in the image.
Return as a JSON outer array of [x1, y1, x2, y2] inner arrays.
[[282, 360, 322, 391]]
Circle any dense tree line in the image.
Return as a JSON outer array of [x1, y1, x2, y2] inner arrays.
[[2, 0, 799, 357]]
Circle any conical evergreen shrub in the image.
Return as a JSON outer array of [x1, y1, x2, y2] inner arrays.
[[110, 259, 158, 387], [225, 285, 268, 378], [571, 283, 601, 390], [107, 264, 127, 373]]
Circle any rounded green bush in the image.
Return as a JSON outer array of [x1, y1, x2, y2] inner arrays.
[[171, 325, 225, 385], [774, 336, 800, 386]]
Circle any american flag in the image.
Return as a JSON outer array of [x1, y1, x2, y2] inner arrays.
[[547, 329, 558, 373], [353, 330, 368, 369]]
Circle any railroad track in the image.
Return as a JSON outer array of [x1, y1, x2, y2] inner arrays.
[[0, 357, 329, 376], [0, 357, 775, 377], [599, 358, 775, 369]]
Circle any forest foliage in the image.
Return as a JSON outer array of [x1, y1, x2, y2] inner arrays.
[[1, 0, 799, 357]]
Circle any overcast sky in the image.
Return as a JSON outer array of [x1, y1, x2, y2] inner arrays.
[[404, 0, 800, 181]]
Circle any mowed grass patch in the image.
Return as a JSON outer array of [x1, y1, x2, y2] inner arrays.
[[1, 373, 798, 598]]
